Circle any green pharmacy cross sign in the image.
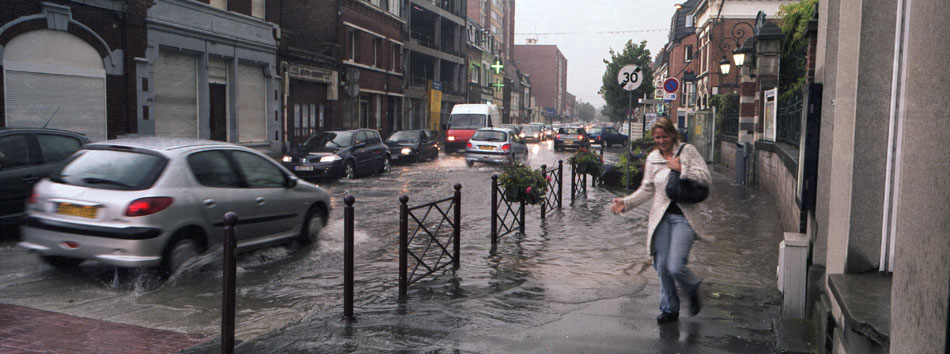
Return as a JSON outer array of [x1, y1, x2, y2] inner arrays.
[[493, 79, 504, 92], [491, 60, 504, 74]]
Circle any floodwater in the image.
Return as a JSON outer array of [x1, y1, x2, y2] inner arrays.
[[0, 140, 786, 353]]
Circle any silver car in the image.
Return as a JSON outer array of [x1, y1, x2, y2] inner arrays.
[[18, 138, 331, 274], [464, 128, 528, 167]]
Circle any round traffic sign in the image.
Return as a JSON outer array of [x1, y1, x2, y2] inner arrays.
[[663, 77, 680, 94], [617, 64, 643, 91]]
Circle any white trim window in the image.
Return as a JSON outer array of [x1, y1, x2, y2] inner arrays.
[[251, 0, 265, 18], [349, 30, 357, 62], [684, 44, 693, 63], [210, 0, 227, 11]]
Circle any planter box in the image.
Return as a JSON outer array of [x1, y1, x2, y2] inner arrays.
[[600, 168, 644, 190]]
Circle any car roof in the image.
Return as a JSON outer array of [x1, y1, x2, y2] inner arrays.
[[87, 137, 243, 154], [0, 126, 92, 141]]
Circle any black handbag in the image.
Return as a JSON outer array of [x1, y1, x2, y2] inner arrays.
[[665, 144, 709, 203]]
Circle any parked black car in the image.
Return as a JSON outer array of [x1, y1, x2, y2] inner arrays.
[[553, 127, 590, 151], [588, 126, 628, 147], [282, 129, 391, 179], [0, 127, 91, 226], [385, 129, 439, 163]]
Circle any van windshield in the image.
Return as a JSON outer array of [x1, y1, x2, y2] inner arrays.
[[449, 114, 487, 129]]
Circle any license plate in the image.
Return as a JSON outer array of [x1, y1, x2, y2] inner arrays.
[[295, 165, 314, 171], [56, 203, 98, 218], [479, 145, 495, 151], [565, 140, 574, 144]]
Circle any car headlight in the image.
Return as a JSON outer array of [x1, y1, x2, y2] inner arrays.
[[319, 155, 342, 163], [401, 147, 412, 155], [447, 136, 456, 141], [282, 155, 292, 162]]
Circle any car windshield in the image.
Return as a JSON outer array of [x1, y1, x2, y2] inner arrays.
[[559, 128, 585, 134], [589, 128, 603, 134], [523, 125, 541, 132], [304, 132, 353, 150], [471, 130, 507, 142], [387, 131, 419, 143], [50, 149, 168, 191], [448, 114, 487, 129]]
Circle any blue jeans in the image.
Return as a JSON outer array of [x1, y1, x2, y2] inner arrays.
[[653, 212, 702, 314]]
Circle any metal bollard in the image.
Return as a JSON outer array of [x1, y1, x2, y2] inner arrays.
[[540, 164, 547, 220], [453, 184, 461, 269], [221, 212, 239, 354], [570, 162, 576, 205], [558, 160, 563, 209], [398, 195, 409, 302], [490, 175, 498, 245], [343, 195, 355, 321], [519, 199, 526, 235]]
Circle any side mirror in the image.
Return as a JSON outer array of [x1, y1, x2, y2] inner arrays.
[[355, 142, 367, 149], [285, 175, 299, 188]]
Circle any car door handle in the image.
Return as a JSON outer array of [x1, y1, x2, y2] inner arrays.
[[21, 176, 40, 184], [255, 197, 265, 206], [203, 199, 216, 208]]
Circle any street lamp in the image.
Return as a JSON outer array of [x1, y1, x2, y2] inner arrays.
[[674, 3, 682, 9], [719, 56, 731, 76]]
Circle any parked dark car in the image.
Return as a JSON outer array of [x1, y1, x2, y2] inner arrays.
[[588, 126, 628, 147], [385, 129, 439, 163], [553, 127, 590, 151], [0, 127, 91, 226], [282, 129, 391, 179]]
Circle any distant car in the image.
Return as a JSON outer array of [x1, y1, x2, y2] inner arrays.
[[18, 138, 331, 273], [282, 129, 391, 179], [554, 127, 590, 151], [386, 129, 439, 163], [465, 128, 528, 167], [522, 124, 544, 142], [0, 127, 91, 226], [588, 127, 628, 147], [500, 124, 524, 139]]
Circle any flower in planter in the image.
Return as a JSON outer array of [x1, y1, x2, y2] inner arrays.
[[569, 149, 603, 176], [498, 162, 548, 205]]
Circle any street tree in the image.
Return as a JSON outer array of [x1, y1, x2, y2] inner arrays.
[[599, 40, 654, 123], [576, 102, 596, 122]]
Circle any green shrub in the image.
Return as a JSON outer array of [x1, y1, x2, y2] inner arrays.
[[498, 162, 548, 205], [569, 148, 603, 176]]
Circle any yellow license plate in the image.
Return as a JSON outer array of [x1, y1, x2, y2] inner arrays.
[[56, 203, 99, 218], [479, 145, 495, 151], [565, 140, 574, 144]]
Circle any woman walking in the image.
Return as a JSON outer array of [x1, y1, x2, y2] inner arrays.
[[610, 118, 711, 324]]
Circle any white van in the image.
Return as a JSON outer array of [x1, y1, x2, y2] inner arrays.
[[444, 104, 500, 153]]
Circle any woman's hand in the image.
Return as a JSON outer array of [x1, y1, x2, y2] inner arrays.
[[667, 156, 682, 172], [610, 198, 625, 214]]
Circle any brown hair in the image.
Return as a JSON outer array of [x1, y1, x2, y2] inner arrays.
[[651, 118, 681, 153]]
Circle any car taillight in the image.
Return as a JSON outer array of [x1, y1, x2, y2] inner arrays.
[[502, 144, 511, 151], [27, 186, 37, 205], [447, 136, 456, 141], [466, 142, 473, 148], [556, 134, 561, 139], [577, 135, 584, 140], [125, 197, 174, 217]]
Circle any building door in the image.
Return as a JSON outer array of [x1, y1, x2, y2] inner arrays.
[[359, 95, 370, 128], [209, 83, 227, 141]]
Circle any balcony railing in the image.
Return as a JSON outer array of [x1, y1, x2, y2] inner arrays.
[[410, 31, 436, 49]]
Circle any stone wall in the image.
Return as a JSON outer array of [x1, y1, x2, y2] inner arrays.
[[718, 136, 801, 233]]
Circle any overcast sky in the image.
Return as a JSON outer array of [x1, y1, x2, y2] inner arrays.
[[514, 0, 678, 109]]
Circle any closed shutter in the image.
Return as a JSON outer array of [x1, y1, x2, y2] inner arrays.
[[154, 51, 197, 138], [238, 63, 266, 143], [4, 70, 106, 142]]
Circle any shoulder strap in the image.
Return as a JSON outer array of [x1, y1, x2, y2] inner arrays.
[[674, 143, 686, 157]]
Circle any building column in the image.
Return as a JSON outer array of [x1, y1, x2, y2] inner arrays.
[[825, 0, 897, 275]]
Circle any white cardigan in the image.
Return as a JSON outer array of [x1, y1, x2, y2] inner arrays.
[[621, 143, 712, 256]]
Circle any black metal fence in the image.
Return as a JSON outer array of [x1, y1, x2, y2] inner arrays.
[[540, 161, 563, 219], [777, 91, 803, 147], [570, 161, 588, 204], [490, 174, 525, 245], [398, 185, 462, 301]]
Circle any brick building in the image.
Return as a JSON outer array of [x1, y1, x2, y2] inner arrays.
[[0, 0, 149, 141], [664, 0, 701, 128], [403, 0, 465, 132], [511, 44, 567, 123], [280, 0, 404, 146]]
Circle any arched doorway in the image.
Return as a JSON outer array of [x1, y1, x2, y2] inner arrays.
[[2, 29, 106, 141]]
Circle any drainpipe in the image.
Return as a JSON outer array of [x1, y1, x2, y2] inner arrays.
[[880, 0, 910, 273]]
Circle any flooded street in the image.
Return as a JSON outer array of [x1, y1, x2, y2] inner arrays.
[[0, 141, 786, 353]]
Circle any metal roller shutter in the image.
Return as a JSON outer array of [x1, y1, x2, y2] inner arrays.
[[154, 51, 197, 138], [238, 63, 266, 143], [4, 70, 106, 142]]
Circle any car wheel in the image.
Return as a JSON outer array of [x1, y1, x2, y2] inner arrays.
[[345, 161, 357, 179], [166, 238, 200, 275], [412, 151, 421, 163], [466, 160, 475, 168], [379, 157, 391, 173], [41, 255, 83, 269], [299, 205, 326, 245]]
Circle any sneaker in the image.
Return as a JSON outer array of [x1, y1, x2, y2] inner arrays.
[[689, 283, 703, 317], [656, 312, 679, 324]]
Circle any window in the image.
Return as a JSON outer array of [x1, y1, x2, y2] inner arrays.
[[373, 38, 381, 67], [471, 64, 480, 84], [684, 44, 693, 62], [367, 131, 382, 144], [686, 82, 697, 107], [36, 134, 82, 163], [0, 134, 34, 169], [229, 150, 286, 188], [349, 30, 357, 61], [686, 14, 693, 27], [187, 150, 241, 188], [210, 0, 227, 10], [354, 131, 368, 145], [392, 45, 399, 71], [251, 0, 265, 18]]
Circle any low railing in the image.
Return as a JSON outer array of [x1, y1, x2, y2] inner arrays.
[[490, 174, 524, 245], [398, 184, 462, 301], [570, 161, 588, 204], [540, 161, 563, 219]]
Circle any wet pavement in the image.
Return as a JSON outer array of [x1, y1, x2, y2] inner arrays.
[[0, 141, 787, 353]]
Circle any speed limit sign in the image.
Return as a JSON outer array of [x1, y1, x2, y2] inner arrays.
[[617, 64, 642, 91]]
